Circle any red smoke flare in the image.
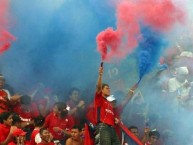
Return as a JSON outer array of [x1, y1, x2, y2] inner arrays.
[[96, 27, 120, 61]]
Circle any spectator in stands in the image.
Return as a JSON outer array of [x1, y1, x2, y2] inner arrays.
[[65, 125, 84, 145], [124, 125, 150, 145], [12, 113, 22, 129], [145, 130, 160, 145], [44, 102, 74, 145], [30, 116, 45, 145], [67, 87, 86, 125], [129, 126, 139, 138], [37, 128, 54, 145], [168, 66, 191, 108], [93, 65, 121, 145], [124, 126, 140, 145], [0, 112, 17, 145], [12, 95, 40, 140], [168, 66, 190, 93], [0, 74, 19, 114], [8, 128, 30, 145], [0, 74, 11, 114]]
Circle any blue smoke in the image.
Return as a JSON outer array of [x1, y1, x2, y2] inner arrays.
[[137, 26, 168, 81], [0, 0, 116, 94]]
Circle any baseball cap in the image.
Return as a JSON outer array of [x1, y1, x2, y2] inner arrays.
[[107, 95, 116, 102], [12, 128, 27, 136]]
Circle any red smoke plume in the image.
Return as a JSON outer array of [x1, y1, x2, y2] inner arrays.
[[96, 0, 184, 62], [0, 0, 16, 54]]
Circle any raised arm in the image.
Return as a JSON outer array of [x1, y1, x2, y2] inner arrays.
[[10, 94, 21, 104], [96, 66, 103, 93], [120, 83, 138, 108]]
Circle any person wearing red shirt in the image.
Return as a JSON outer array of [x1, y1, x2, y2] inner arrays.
[[8, 128, 31, 145], [0, 112, 17, 145], [37, 128, 54, 145], [145, 130, 160, 145], [12, 95, 40, 124], [0, 74, 11, 114], [30, 116, 45, 145], [44, 102, 75, 144], [94, 65, 120, 145], [0, 74, 21, 115], [12, 95, 40, 140], [85, 65, 138, 145], [12, 113, 22, 129]]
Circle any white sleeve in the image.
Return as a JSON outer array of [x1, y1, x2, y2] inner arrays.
[[35, 133, 42, 144], [3, 89, 11, 100]]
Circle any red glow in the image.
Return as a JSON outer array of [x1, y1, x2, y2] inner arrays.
[[0, 0, 16, 54]]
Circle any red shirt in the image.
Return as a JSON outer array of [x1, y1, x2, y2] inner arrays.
[[0, 89, 10, 114], [12, 102, 39, 122], [94, 92, 115, 126], [37, 143, 54, 145], [8, 141, 31, 145], [0, 124, 11, 142], [30, 128, 40, 145], [44, 112, 75, 140]]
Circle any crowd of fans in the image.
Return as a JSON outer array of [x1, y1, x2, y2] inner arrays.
[[1, 41, 193, 145]]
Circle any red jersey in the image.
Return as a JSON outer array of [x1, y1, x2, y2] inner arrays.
[[0, 124, 11, 142], [8, 141, 31, 145], [94, 92, 115, 126], [12, 102, 39, 122], [37, 143, 54, 145], [44, 112, 75, 140], [30, 128, 40, 145], [8, 142, 15, 145], [0, 89, 10, 114]]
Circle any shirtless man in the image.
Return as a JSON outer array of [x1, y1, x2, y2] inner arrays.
[[65, 126, 84, 145]]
